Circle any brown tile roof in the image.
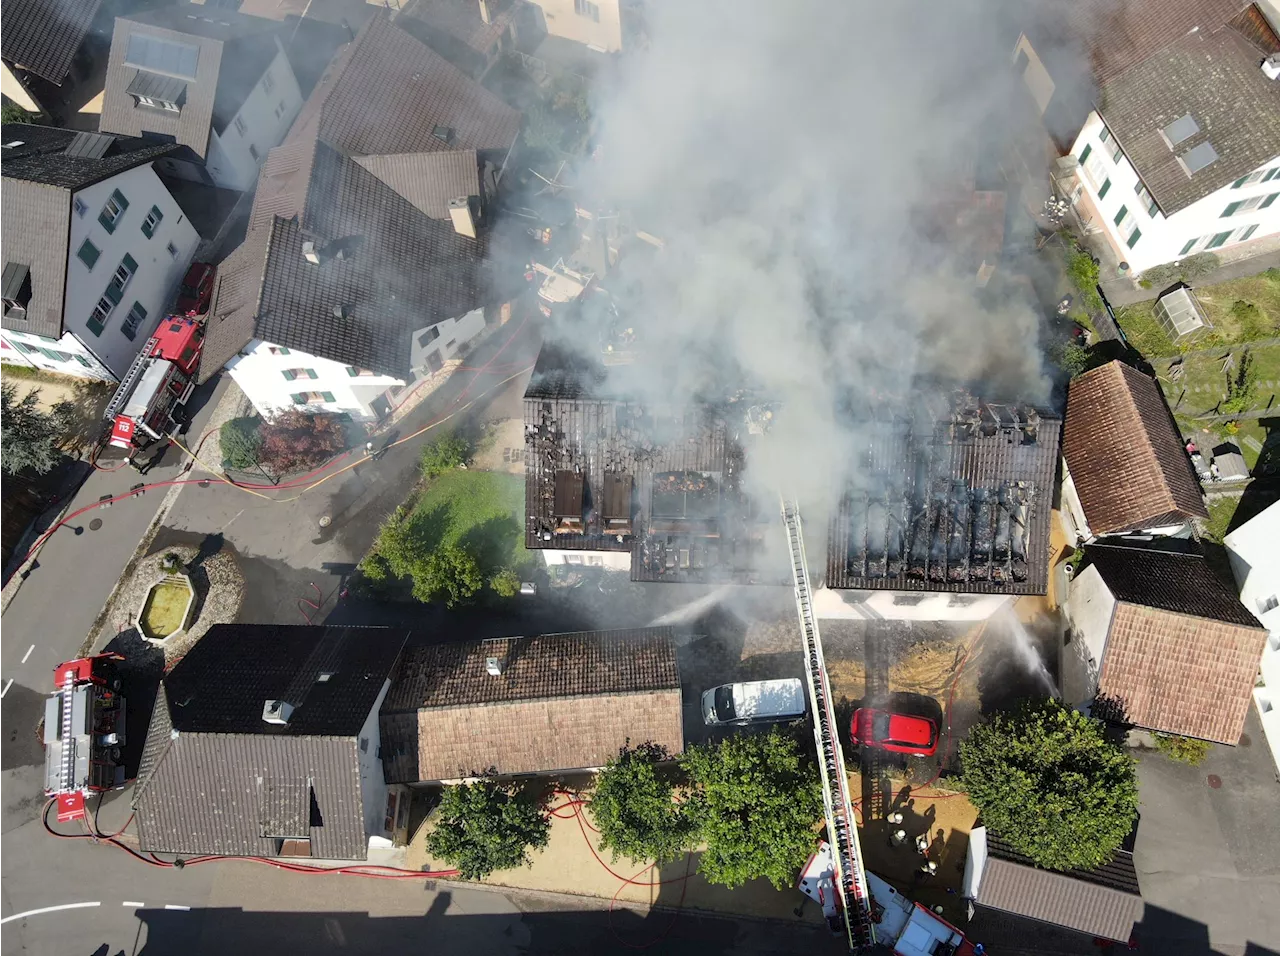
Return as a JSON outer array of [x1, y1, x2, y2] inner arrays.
[[2, 0, 103, 83], [395, 0, 523, 62], [352, 149, 480, 219], [1063, 361, 1207, 536], [408, 689, 685, 782]]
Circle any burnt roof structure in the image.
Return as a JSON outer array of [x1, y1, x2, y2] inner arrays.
[[523, 347, 782, 584], [827, 393, 1061, 595]]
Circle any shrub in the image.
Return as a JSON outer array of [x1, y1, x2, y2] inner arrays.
[[258, 409, 345, 474], [0, 383, 75, 476], [959, 699, 1138, 870], [160, 552, 184, 574], [1178, 252, 1220, 282], [1229, 300, 1268, 341], [419, 434, 470, 480], [590, 742, 696, 866], [220, 416, 263, 469], [1221, 349, 1258, 414], [1052, 340, 1089, 378], [489, 567, 521, 597], [1065, 246, 1103, 312], [425, 779, 550, 880], [1153, 733, 1211, 766], [411, 544, 483, 606]]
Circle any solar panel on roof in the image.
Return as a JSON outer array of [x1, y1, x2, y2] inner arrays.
[[1181, 141, 1218, 174], [125, 33, 200, 79], [64, 132, 115, 159], [1162, 113, 1200, 146]]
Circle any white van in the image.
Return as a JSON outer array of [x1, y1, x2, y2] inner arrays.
[[701, 678, 807, 726]]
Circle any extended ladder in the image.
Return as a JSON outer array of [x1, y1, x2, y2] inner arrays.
[[103, 337, 159, 421], [782, 499, 874, 950], [57, 666, 78, 794]]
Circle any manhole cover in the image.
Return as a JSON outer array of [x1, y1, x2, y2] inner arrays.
[[89, 518, 103, 531], [1207, 774, 1222, 789], [318, 515, 332, 528]]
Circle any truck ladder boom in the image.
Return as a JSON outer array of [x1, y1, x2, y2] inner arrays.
[[103, 337, 159, 422], [782, 499, 874, 950], [57, 667, 77, 793]]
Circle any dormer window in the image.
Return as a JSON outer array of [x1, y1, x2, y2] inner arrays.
[[431, 125, 456, 144], [1162, 114, 1200, 147], [2, 262, 32, 320], [1179, 141, 1219, 176], [126, 70, 187, 114]]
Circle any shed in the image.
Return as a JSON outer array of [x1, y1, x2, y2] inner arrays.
[[1212, 443, 1250, 482], [1153, 287, 1208, 341]]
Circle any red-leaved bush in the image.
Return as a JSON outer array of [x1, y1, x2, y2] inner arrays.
[[258, 409, 346, 474]]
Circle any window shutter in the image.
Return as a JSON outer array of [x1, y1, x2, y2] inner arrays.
[[98, 210, 117, 234], [1222, 201, 1242, 217], [346, 366, 359, 377], [104, 283, 123, 306], [1240, 224, 1258, 242], [1126, 228, 1141, 248], [122, 253, 138, 272], [321, 392, 335, 403], [1099, 126, 1110, 142], [307, 369, 318, 379], [1180, 238, 1198, 256], [292, 393, 307, 404], [1098, 178, 1111, 199], [1261, 193, 1279, 209], [1233, 175, 1249, 188], [1113, 205, 1127, 225], [113, 189, 129, 212], [1264, 169, 1278, 183], [1078, 144, 1092, 164], [77, 239, 100, 269], [282, 369, 297, 381], [86, 316, 105, 336]]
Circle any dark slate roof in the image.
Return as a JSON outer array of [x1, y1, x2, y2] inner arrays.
[[394, 0, 523, 76], [1, 0, 103, 83], [381, 628, 680, 712], [1, 125, 177, 339], [1086, 542, 1261, 626], [1098, 25, 1280, 214], [132, 625, 409, 859], [199, 11, 518, 381], [976, 828, 1143, 943], [100, 4, 284, 159], [827, 395, 1061, 595]]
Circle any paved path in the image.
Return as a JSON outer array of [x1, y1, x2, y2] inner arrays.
[[1101, 247, 1280, 308]]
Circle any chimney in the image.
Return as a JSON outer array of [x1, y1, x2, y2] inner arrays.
[[477, 0, 491, 24], [1264, 54, 1280, 81], [449, 197, 477, 239], [262, 699, 295, 725], [302, 241, 321, 265], [332, 304, 349, 320], [485, 656, 503, 676]]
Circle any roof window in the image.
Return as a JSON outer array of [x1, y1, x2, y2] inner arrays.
[[1180, 141, 1219, 175], [431, 125, 456, 144], [1162, 113, 1199, 146]]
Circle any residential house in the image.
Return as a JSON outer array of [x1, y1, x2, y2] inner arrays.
[[100, 3, 304, 192], [199, 12, 521, 422], [394, 0, 528, 79], [1060, 360, 1208, 544], [0, 126, 201, 381], [818, 394, 1061, 622], [379, 628, 684, 784], [1062, 542, 1267, 745], [1, 0, 105, 117], [1015, 1, 1280, 274], [133, 624, 412, 861], [962, 826, 1143, 944], [1225, 499, 1280, 770], [523, 0, 625, 53]]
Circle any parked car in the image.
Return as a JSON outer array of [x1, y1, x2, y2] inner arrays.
[[851, 707, 938, 756], [175, 263, 216, 315], [702, 678, 806, 726]]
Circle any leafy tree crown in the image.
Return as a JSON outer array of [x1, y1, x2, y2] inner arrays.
[[425, 779, 550, 880], [590, 741, 695, 865]]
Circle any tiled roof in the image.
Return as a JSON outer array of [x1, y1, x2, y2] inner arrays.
[[1, 0, 103, 83], [100, 4, 283, 159], [381, 628, 680, 711], [394, 0, 523, 73], [352, 149, 480, 219], [200, 11, 517, 380], [1063, 361, 1207, 536], [1, 125, 177, 339], [378, 627, 683, 783], [1098, 25, 1280, 214], [976, 828, 1143, 943], [1087, 545, 1266, 744]]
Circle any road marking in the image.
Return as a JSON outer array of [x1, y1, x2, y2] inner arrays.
[[21, 645, 34, 663], [163, 904, 191, 911], [0, 679, 12, 699], [122, 901, 145, 908], [1, 902, 101, 924]]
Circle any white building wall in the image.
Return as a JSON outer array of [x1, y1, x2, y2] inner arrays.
[[811, 587, 1009, 622], [1062, 563, 1117, 711], [1, 328, 116, 381], [1068, 111, 1280, 274], [56, 164, 201, 380], [204, 42, 303, 191], [539, 548, 631, 570], [962, 826, 989, 900], [528, 0, 623, 51], [1062, 462, 1193, 543], [357, 678, 392, 850]]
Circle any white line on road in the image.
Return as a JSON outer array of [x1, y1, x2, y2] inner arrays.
[[0, 679, 12, 699], [1, 902, 101, 924], [163, 904, 191, 911], [122, 901, 145, 908], [21, 644, 34, 663]]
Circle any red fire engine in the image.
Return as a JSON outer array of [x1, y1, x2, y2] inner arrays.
[[43, 654, 127, 823], [105, 316, 203, 450]]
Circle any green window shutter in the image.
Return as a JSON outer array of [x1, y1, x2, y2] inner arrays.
[[1180, 238, 1198, 256], [1233, 175, 1249, 188], [282, 369, 297, 381], [142, 205, 163, 238], [112, 189, 129, 213], [1261, 193, 1279, 209], [1126, 228, 1141, 248], [292, 393, 307, 404], [75, 355, 91, 368], [321, 391, 335, 403], [1099, 127, 1110, 142], [86, 317, 104, 336], [1240, 224, 1259, 242], [1264, 168, 1278, 182], [1207, 231, 1232, 249], [278, 347, 290, 355], [98, 210, 117, 234], [122, 253, 138, 272], [104, 283, 123, 306], [39, 348, 61, 360], [77, 239, 100, 269], [1147, 198, 1159, 217], [1222, 201, 1242, 217], [346, 366, 359, 377], [1098, 178, 1110, 198], [1078, 144, 1092, 164], [306, 369, 318, 379], [1113, 204, 1126, 225]]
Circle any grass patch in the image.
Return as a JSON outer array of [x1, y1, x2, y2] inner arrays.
[[411, 470, 531, 574], [1153, 733, 1211, 766], [1158, 343, 1280, 416], [1116, 271, 1280, 357], [1202, 496, 1240, 544]]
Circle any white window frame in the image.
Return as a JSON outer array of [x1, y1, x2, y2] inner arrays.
[[1083, 150, 1108, 189], [166, 241, 179, 258], [261, 69, 274, 95], [573, 0, 600, 21], [73, 196, 89, 217], [121, 301, 147, 338], [101, 194, 125, 228], [111, 258, 137, 294], [233, 114, 247, 136], [91, 297, 113, 326]]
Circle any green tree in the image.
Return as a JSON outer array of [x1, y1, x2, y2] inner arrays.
[[220, 416, 263, 469], [411, 544, 482, 606], [959, 699, 1138, 870], [489, 567, 521, 597], [1065, 245, 1103, 312], [1, 103, 42, 124], [1052, 340, 1089, 378], [1221, 349, 1258, 414], [679, 730, 823, 889], [419, 434, 470, 479], [425, 779, 550, 880], [0, 383, 74, 475], [590, 742, 695, 866], [358, 507, 425, 584]]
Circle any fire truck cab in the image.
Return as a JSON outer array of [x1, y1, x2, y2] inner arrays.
[[43, 654, 127, 822], [106, 316, 203, 450]]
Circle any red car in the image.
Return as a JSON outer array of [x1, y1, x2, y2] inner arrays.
[[851, 708, 939, 756], [175, 262, 216, 315]]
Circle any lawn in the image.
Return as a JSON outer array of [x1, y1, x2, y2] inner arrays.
[[1115, 269, 1280, 358], [1202, 496, 1239, 544], [410, 469, 531, 574], [1159, 343, 1280, 418]]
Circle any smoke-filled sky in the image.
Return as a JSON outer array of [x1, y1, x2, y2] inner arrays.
[[552, 0, 1068, 510]]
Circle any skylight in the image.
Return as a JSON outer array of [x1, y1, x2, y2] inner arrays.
[[125, 34, 199, 79], [1181, 141, 1219, 175], [1162, 113, 1200, 146]]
